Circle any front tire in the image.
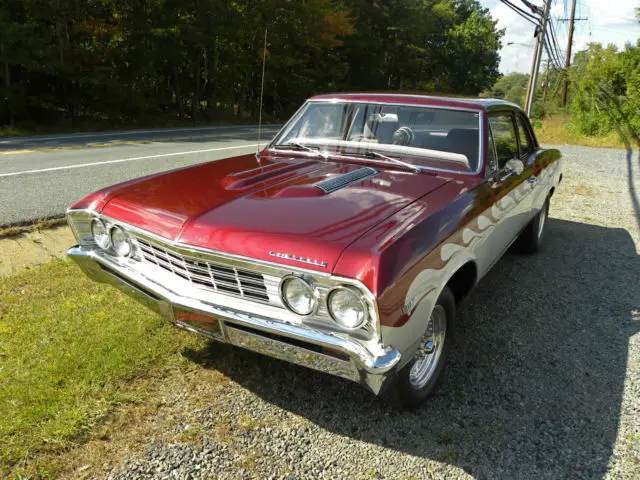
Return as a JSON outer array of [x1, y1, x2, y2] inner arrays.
[[383, 287, 455, 410], [514, 197, 549, 254]]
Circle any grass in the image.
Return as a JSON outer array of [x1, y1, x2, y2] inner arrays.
[[0, 217, 67, 239], [0, 259, 205, 477], [534, 115, 627, 149], [0, 126, 25, 137]]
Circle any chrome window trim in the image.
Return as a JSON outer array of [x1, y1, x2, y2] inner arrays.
[[66, 208, 382, 337], [267, 99, 485, 177], [486, 121, 499, 177], [514, 112, 537, 157]]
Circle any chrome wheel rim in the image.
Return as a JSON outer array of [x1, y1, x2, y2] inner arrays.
[[409, 305, 447, 390], [537, 204, 547, 240]]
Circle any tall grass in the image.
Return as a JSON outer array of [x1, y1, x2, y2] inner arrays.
[[534, 115, 626, 149]]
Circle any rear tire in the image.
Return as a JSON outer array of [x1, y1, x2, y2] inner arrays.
[[514, 197, 549, 254], [382, 287, 455, 410]]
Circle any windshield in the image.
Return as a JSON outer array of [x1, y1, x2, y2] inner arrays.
[[270, 101, 482, 173]]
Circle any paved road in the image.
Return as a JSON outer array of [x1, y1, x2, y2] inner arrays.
[[0, 125, 281, 226]]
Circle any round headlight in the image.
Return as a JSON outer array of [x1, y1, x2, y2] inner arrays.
[[91, 218, 111, 250], [327, 287, 368, 329], [110, 226, 132, 257], [280, 276, 317, 316]]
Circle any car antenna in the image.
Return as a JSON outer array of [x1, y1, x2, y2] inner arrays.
[[255, 28, 268, 165]]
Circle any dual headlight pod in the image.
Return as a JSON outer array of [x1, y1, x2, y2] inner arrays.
[[279, 275, 368, 330], [91, 218, 133, 257], [326, 286, 368, 329], [280, 275, 317, 316]]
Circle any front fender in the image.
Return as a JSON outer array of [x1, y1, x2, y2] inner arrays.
[[381, 248, 477, 369]]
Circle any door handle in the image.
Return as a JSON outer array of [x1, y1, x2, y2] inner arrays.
[[527, 176, 537, 184]]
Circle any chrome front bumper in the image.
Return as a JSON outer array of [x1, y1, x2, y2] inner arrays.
[[67, 246, 401, 394]]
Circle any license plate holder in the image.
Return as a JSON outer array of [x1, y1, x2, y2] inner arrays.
[[173, 307, 224, 340]]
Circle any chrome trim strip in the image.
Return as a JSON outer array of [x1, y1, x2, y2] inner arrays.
[[267, 100, 485, 176]]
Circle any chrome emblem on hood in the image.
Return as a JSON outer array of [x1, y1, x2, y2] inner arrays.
[[269, 251, 328, 268]]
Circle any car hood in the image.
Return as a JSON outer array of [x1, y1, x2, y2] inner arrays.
[[99, 154, 450, 272]]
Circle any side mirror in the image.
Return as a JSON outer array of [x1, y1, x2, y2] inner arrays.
[[505, 158, 524, 176], [491, 158, 524, 187]]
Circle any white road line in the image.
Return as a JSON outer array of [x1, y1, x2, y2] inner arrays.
[[0, 144, 259, 178], [1, 125, 269, 144]]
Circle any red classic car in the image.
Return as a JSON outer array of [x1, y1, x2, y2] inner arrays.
[[67, 94, 562, 409]]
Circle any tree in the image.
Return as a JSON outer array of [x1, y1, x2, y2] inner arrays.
[[570, 42, 640, 139], [1, 0, 504, 129]]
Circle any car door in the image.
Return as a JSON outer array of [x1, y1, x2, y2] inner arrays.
[[514, 112, 546, 218], [476, 111, 533, 276]]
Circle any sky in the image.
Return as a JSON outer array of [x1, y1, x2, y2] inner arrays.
[[480, 0, 640, 74]]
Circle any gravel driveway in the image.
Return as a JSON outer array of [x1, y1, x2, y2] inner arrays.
[[97, 145, 640, 480]]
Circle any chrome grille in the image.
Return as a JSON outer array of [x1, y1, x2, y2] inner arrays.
[[136, 238, 270, 303]]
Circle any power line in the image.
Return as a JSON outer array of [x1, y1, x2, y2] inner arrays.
[[544, 35, 563, 70], [548, 20, 565, 68], [500, 0, 540, 26], [518, 0, 545, 16]]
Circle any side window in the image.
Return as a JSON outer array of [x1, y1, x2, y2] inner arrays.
[[488, 113, 517, 170], [516, 114, 534, 158]]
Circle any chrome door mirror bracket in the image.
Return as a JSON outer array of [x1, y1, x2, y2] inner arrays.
[[490, 158, 524, 187], [505, 158, 524, 176]]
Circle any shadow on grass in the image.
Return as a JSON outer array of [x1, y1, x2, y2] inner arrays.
[[185, 218, 640, 479]]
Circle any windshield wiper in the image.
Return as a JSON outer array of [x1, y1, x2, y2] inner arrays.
[[357, 151, 420, 173], [273, 142, 330, 161]]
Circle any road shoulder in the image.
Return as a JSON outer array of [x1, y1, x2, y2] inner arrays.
[[0, 225, 75, 276]]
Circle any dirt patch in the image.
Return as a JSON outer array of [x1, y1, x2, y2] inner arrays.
[[571, 185, 598, 197], [0, 225, 75, 276]]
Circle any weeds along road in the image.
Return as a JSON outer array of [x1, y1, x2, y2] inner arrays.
[[0, 125, 282, 227]]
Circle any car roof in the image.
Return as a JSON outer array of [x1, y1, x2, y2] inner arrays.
[[307, 93, 522, 113]]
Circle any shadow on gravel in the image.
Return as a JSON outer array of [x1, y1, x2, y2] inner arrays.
[[186, 218, 640, 479]]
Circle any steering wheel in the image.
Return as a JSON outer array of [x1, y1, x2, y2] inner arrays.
[[392, 126, 415, 146]]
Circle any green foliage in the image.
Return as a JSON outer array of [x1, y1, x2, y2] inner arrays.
[[0, 0, 504, 129], [489, 72, 529, 106], [569, 41, 640, 142], [486, 38, 640, 144]]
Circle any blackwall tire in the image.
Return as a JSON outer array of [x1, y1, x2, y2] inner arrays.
[[514, 197, 549, 254], [383, 287, 456, 410]]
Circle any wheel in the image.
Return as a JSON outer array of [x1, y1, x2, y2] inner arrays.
[[383, 287, 456, 410], [514, 196, 549, 254]]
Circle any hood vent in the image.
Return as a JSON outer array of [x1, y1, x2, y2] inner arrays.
[[314, 166, 378, 194]]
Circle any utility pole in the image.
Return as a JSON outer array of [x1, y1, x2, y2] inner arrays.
[[525, 0, 552, 117], [561, 0, 578, 108]]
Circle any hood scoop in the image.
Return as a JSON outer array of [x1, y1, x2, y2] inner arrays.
[[314, 166, 378, 194]]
